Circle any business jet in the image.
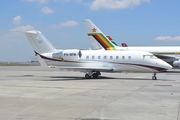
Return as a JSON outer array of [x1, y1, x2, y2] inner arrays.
[[24, 30, 172, 80], [83, 19, 180, 68]]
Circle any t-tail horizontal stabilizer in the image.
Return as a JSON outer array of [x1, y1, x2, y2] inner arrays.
[[25, 30, 56, 54]]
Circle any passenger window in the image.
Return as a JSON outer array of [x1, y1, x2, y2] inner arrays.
[[128, 56, 131, 60], [92, 56, 95, 59], [110, 56, 113, 59], [98, 56, 101, 59], [122, 56, 125, 60], [104, 56, 107, 60], [64, 53, 68, 56], [116, 56, 119, 60], [86, 56, 89, 59]]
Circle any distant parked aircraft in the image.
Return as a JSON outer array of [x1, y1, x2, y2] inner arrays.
[[83, 19, 180, 68]]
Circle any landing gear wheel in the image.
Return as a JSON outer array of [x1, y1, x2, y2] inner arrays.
[[92, 73, 98, 78], [152, 76, 157, 80], [85, 71, 101, 79], [85, 74, 91, 79], [152, 72, 157, 80]]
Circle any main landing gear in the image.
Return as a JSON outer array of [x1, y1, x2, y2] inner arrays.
[[85, 71, 101, 79], [152, 72, 157, 80]]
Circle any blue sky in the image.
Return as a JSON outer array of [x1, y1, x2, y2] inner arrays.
[[0, 0, 180, 61]]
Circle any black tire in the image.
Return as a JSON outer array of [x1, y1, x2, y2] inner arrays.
[[152, 76, 157, 80], [85, 74, 91, 79], [92, 73, 98, 78]]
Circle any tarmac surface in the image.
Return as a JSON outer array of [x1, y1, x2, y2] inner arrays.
[[0, 66, 179, 120]]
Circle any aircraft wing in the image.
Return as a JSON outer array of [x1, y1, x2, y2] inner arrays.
[[55, 66, 114, 72]]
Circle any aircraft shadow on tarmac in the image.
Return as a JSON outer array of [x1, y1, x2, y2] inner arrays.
[[13, 74, 172, 81], [47, 71, 178, 81], [43, 76, 154, 81], [9, 74, 152, 81]]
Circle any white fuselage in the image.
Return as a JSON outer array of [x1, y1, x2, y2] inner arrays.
[[115, 46, 180, 67], [40, 50, 172, 73]]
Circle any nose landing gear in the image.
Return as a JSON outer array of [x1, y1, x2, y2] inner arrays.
[[152, 72, 157, 80]]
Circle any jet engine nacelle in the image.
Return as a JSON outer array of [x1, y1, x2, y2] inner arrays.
[[52, 49, 81, 61], [173, 59, 180, 68]]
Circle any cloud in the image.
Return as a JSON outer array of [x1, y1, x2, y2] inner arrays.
[[155, 36, 180, 42], [13, 16, 22, 25], [60, 20, 79, 27], [1, 25, 34, 43], [10, 25, 34, 31], [22, 0, 48, 3], [53, 0, 81, 3], [90, 0, 150, 10], [0, 25, 34, 44], [41, 7, 54, 14], [52, 20, 79, 28]]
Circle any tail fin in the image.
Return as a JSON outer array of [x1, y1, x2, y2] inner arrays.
[[121, 43, 128, 47], [83, 19, 116, 50], [106, 36, 119, 46], [25, 30, 56, 54]]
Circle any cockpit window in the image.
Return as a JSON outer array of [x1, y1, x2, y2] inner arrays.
[[143, 55, 157, 59]]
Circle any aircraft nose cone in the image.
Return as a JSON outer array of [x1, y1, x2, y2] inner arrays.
[[157, 61, 172, 71], [166, 64, 173, 70], [162, 62, 172, 71]]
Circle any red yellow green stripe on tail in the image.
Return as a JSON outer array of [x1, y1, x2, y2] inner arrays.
[[88, 33, 116, 50]]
